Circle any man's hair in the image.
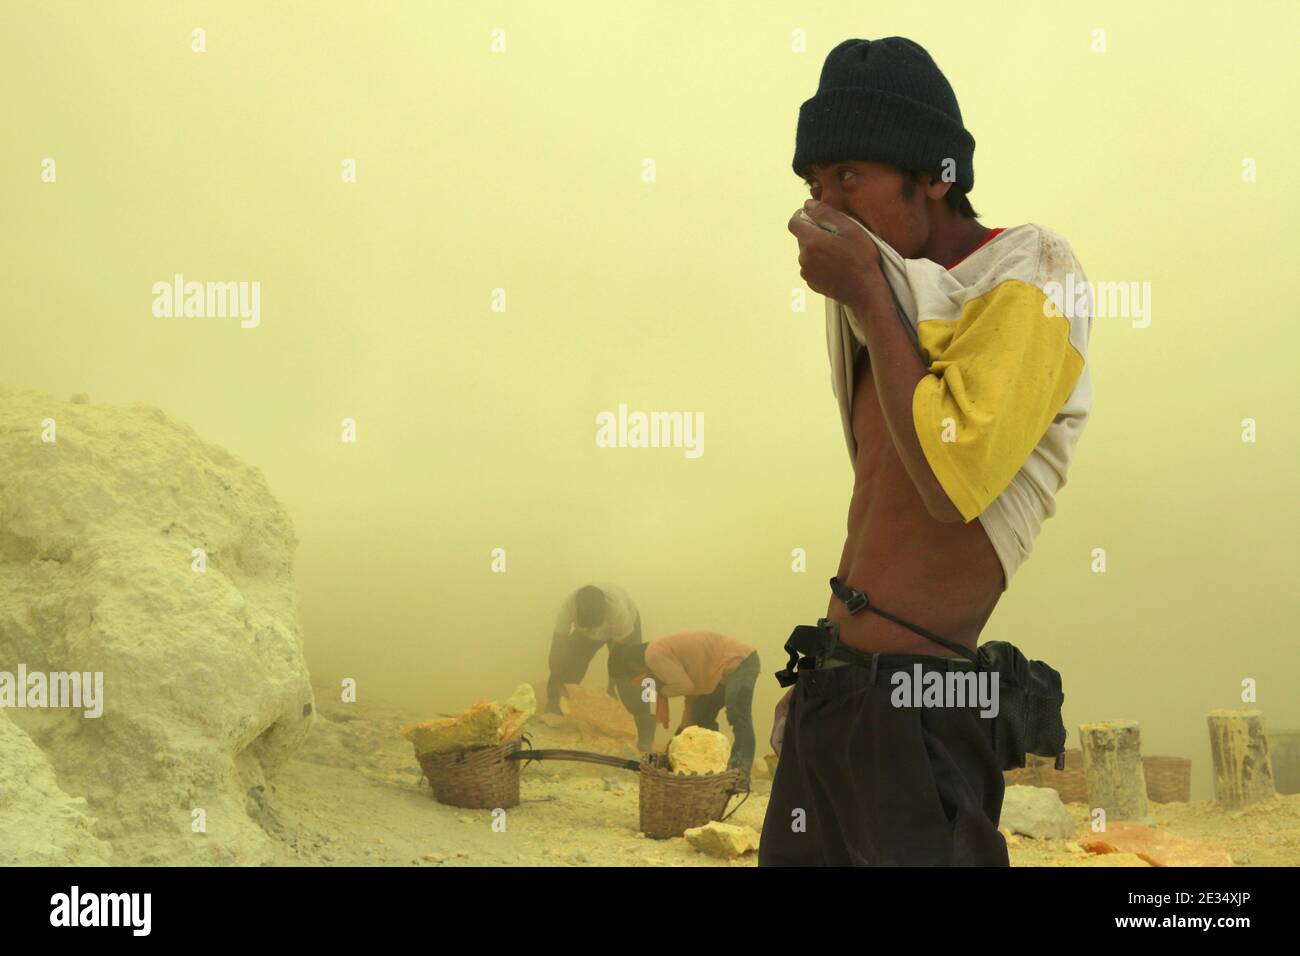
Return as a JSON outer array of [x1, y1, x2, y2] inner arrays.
[[574, 586, 607, 628], [608, 642, 647, 680], [901, 169, 980, 220]]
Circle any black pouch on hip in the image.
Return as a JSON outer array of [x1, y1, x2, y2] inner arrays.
[[977, 641, 1067, 772], [824, 577, 1068, 772]]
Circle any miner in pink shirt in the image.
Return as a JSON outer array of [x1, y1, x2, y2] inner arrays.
[[611, 631, 760, 781]]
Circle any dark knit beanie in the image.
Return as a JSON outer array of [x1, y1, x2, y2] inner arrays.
[[793, 37, 975, 194]]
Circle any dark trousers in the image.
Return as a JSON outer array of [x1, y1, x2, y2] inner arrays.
[[546, 614, 658, 749], [758, 652, 1009, 867], [690, 651, 761, 773]]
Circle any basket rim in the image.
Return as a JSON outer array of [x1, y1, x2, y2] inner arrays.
[[639, 753, 741, 782], [640, 764, 742, 783], [418, 737, 523, 765]]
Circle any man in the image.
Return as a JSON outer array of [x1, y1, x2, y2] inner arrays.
[[547, 583, 657, 751], [761, 37, 1093, 866], [611, 631, 760, 781]]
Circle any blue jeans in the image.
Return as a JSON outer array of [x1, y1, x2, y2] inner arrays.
[[690, 651, 760, 774]]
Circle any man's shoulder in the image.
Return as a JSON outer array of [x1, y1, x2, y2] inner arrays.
[[593, 582, 637, 613], [956, 223, 1087, 299]]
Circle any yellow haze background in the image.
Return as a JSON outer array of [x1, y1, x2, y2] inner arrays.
[[2, 1, 1297, 799]]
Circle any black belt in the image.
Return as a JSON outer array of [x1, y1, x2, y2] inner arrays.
[[775, 580, 1068, 774], [774, 577, 979, 687]]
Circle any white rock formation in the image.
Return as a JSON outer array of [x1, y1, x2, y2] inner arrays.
[[999, 784, 1077, 840], [0, 385, 314, 864], [0, 713, 112, 865]]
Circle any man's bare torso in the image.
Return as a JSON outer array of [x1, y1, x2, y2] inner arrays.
[[830, 347, 1004, 658]]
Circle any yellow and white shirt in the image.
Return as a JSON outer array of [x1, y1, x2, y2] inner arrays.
[[826, 220, 1093, 590]]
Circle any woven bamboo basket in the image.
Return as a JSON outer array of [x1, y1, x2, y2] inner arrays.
[[638, 752, 746, 839], [1003, 749, 1087, 803], [417, 739, 522, 809], [1143, 755, 1191, 803]]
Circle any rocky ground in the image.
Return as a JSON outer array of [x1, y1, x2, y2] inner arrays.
[[1004, 797, 1300, 867], [249, 685, 1300, 867]]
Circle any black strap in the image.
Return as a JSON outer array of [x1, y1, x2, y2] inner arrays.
[[828, 577, 979, 666], [506, 749, 641, 771], [774, 623, 828, 687], [718, 784, 751, 822]]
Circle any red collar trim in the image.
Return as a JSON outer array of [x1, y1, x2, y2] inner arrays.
[[946, 227, 1004, 270]]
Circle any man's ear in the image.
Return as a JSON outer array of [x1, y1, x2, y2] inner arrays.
[[923, 173, 954, 202]]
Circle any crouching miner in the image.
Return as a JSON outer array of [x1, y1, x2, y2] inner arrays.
[[611, 631, 761, 784]]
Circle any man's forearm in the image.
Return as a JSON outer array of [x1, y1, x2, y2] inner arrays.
[[849, 276, 964, 523]]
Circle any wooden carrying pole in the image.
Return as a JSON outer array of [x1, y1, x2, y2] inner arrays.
[[1207, 708, 1276, 809], [1079, 720, 1148, 820]]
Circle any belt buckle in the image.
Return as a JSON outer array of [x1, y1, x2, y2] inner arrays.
[[815, 618, 840, 668], [843, 589, 870, 615]]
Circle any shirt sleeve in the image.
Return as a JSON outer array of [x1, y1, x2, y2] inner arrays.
[[606, 590, 638, 644], [912, 278, 1085, 522], [644, 644, 696, 698]]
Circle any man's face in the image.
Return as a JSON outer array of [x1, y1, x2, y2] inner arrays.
[[801, 160, 931, 257]]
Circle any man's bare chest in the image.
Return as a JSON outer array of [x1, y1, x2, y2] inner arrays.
[[850, 349, 905, 487]]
